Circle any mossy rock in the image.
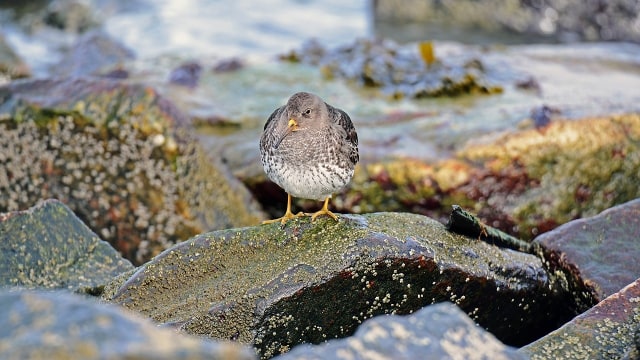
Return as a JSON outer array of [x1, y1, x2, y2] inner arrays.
[[458, 113, 640, 238], [0, 78, 264, 264], [104, 212, 572, 358], [280, 38, 503, 99], [0, 199, 133, 294], [520, 279, 640, 359]]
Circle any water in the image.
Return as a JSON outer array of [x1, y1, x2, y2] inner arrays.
[[1, 0, 370, 76], [103, 0, 369, 59]]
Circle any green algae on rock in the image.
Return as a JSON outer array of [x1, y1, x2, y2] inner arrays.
[[0, 289, 256, 360], [280, 38, 503, 99], [104, 212, 571, 358], [458, 113, 640, 239], [274, 302, 527, 360], [0, 78, 264, 264], [520, 279, 640, 359], [0, 199, 133, 295], [341, 158, 472, 218]]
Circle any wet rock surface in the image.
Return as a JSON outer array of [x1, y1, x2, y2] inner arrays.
[[274, 302, 527, 360], [458, 114, 640, 238], [0, 289, 256, 360], [50, 29, 134, 78], [0, 78, 265, 264], [533, 198, 640, 310], [373, 0, 640, 43], [281, 38, 503, 99], [0, 199, 132, 294], [520, 278, 640, 359], [103, 212, 571, 358]]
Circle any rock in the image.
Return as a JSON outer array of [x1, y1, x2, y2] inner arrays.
[[213, 58, 244, 73], [51, 30, 135, 77], [533, 198, 640, 311], [372, 0, 640, 43], [280, 38, 503, 99], [520, 278, 640, 359], [457, 114, 640, 239], [103, 212, 571, 358], [274, 302, 527, 360], [0, 199, 133, 294], [0, 289, 256, 360], [0, 78, 265, 264], [169, 61, 203, 88], [253, 114, 640, 240]]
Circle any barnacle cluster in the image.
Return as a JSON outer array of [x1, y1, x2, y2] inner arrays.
[[0, 85, 261, 264]]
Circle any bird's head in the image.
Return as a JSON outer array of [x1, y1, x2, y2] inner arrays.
[[275, 92, 328, 148]]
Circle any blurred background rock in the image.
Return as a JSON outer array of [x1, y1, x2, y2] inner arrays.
[[373, 0, 640, 44]]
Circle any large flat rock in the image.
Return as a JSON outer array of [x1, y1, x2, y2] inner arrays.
[[103, 212, 571, 358]]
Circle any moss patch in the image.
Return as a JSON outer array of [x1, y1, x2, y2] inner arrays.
[[105, 212, 571, 358]]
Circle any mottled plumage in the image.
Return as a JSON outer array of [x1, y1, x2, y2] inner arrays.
[[260, 92, 359, 225]]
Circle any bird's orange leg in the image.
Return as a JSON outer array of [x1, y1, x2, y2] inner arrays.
[[262, 193, 305, 226], [310, 197, 339, 222]]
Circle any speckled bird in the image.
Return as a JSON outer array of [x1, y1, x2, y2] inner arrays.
[[260, 92, 359, 226]]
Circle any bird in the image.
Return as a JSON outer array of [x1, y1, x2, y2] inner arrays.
[[260, 92, 359, 226]]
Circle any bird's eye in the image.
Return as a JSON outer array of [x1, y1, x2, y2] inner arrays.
[[304, 109, 312, 116]]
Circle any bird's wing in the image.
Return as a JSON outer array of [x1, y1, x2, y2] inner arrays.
[[264, 106, 284, 131], [328, 104, 359, 164]]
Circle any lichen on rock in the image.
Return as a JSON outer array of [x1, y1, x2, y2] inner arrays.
[[104, 212, 572, 358], [0, 199, 133, 294], [0, 78, 264, 264], [458, 113, 640, 238]]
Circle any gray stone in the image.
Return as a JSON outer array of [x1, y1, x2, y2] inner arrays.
[[533, 198, 640, 310], [103, 212, 570, 358], [275, 302, 527, 360], [372, 0, 640, 43], [51, 29, 135, 77], [0, 199, 133, 294], [520, 278, 640, 359], [0, 289, 256, 360]]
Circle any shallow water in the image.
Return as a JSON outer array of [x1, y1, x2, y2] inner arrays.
[[103, 0, 370, 59], [1, 0, 370, 75]]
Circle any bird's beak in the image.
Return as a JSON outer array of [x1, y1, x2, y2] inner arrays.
[[274, 118, 299, 148]]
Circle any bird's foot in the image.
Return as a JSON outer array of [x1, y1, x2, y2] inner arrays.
[[262, 210, 305, 227], [308, 208, 339, 222], [307, 197, 339, 222]]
